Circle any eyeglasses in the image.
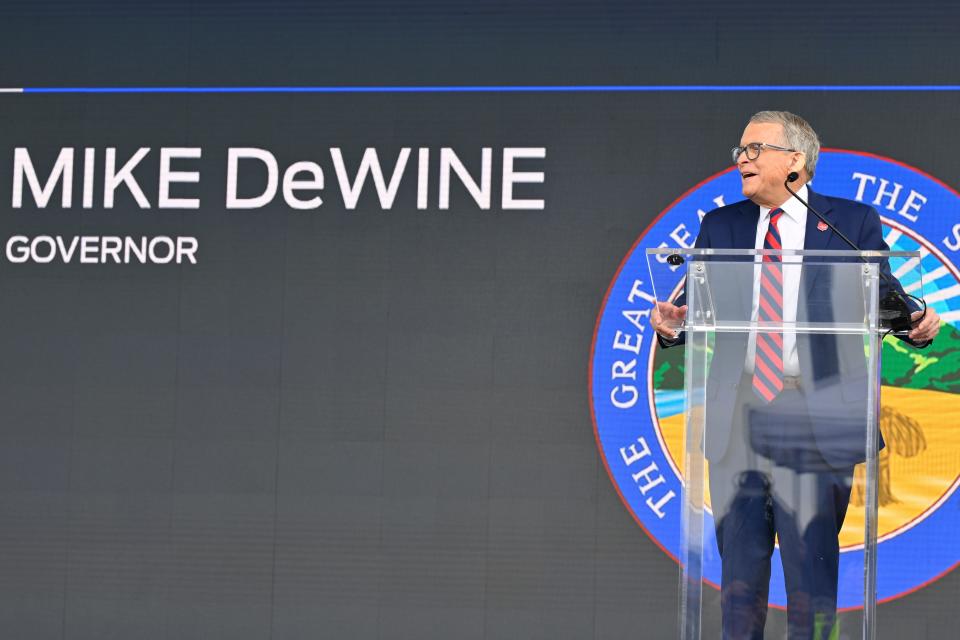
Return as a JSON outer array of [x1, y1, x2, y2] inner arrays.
[[731, 142, 797, 164]]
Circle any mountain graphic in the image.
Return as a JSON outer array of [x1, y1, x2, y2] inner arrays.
[[651, 322, 960, 395], [881, 321, 960, 394]]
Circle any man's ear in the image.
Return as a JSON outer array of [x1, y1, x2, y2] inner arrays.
[[790, 152, 807, 175]]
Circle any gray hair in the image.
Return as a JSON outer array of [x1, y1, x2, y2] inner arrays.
[[749, 111, 821, 180]]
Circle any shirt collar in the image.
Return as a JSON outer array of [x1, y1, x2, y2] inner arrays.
[[760, 184, 808, 224]]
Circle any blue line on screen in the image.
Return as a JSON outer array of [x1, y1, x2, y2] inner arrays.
[[18, 85, 960, 94]]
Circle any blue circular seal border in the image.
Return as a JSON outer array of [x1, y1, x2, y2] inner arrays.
[[590, 149, 960, 609]]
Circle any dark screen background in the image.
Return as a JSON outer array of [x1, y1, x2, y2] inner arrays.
[[0, 1, 957, 638]]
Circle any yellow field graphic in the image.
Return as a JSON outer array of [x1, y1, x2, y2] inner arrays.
[[657, 386, 960, 549]]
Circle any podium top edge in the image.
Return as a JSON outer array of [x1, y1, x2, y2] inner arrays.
[[646, 248, 920, 258]]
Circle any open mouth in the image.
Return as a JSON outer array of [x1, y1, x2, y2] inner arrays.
[[741, 172, 757, 180]]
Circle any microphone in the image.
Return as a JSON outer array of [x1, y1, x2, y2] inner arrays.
[[783, 172, 919, 333]]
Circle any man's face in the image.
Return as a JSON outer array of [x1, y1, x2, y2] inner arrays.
[[736, 122, 803, 208]]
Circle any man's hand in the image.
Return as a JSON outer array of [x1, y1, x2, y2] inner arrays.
[[907, 307, 940, 343], [651, 300, 688, 341]]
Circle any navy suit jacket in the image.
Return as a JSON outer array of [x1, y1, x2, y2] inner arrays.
[[664, 189, 923, 467]]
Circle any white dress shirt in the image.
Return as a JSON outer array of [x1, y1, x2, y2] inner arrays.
[[745, 184, 808, 377]]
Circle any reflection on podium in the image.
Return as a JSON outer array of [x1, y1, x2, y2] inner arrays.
[[647, 247, 922, 639]]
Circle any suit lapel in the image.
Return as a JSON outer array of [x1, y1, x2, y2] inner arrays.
[[736, 200, 760, 248], [802, 189, 835, 298], [731, 201, 760, 318], [802, 189, 835, 251]]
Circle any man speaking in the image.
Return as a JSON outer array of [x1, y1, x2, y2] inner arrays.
[[651, 111, 941, 639]]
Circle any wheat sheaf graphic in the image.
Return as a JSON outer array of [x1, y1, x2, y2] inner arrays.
[[851, 405, 927, 507]]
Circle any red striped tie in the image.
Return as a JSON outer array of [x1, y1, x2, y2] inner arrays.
[[753, 209, 784, 403]]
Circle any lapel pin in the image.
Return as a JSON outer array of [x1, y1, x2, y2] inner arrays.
[[817, 220, 829, 232]]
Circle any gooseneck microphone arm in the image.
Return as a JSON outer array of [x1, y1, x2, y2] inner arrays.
[[783, 171, 924, 334], [784, 172, 863, 256]]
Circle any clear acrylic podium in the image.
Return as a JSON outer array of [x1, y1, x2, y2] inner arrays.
[[646, 248, 922, 640]]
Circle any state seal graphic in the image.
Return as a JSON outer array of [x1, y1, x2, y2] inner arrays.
[[590, 149, 960, 608]]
